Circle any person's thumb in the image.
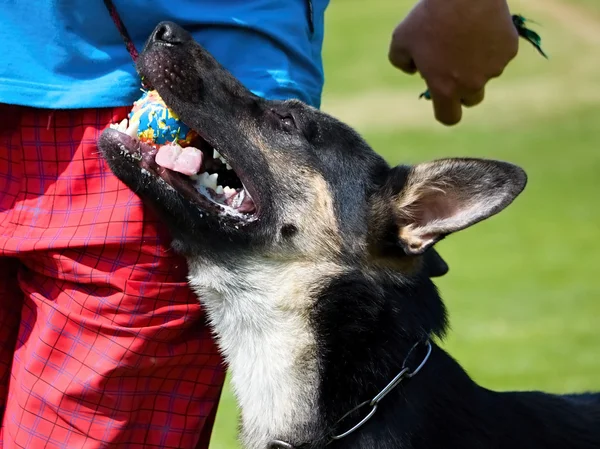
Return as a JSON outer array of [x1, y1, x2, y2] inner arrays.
[[388, 37, 417, 75]]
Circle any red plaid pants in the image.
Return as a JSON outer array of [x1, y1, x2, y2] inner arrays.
[[0, 105, 226, 449]]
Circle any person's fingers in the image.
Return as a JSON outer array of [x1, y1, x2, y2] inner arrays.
[[461, 88, 485, 108], [388, 40, 417, 75], [429, 87, 462, 126]]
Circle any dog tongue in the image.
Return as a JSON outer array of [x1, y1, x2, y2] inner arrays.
[[155, 144, 203, 176]]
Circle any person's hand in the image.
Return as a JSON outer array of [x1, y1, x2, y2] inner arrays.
[[388, 0, 519, 125]]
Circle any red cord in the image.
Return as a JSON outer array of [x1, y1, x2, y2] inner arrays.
[[103, 0, 139, 62]]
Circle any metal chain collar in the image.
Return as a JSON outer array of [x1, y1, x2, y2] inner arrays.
[[268, 338, 433, 449]]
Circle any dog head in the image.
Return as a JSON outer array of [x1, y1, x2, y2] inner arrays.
[[99, 22, 526, 282]]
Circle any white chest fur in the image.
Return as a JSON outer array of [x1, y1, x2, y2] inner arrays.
[[188, 258, 336, 448]]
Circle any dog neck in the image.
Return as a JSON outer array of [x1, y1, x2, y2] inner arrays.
[[188, 255, 344, 449], [186, 254, 450, 448]]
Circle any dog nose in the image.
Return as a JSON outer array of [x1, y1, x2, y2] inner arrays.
[[151, 21, 187, 45]]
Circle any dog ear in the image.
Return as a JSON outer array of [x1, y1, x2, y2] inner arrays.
[[387, 158, 527, 255]]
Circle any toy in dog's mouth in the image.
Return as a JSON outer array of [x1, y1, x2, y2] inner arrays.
[[106, 92, 257, 221]]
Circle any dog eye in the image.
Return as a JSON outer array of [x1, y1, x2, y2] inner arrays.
[[280, 116, 296, 128], [271, 110, 297, 130]]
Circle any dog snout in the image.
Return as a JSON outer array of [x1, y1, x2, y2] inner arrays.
[[151, 21, 190, 46]]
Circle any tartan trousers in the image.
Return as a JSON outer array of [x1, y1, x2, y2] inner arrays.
[[0, 105, 226, 449]]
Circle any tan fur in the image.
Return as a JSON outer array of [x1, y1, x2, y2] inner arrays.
[[247, 127, 342, 259], [188, 256, 345, 449], [291, 173, 342, 257]]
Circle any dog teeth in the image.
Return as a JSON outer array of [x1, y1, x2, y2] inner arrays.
[[223, 186, 236, 197], [125, 119, 139, 138], [117, 118, 128, 133], [110, 118, 139, 139], [232, 189, 245, 208], [208, 173, 219, 189], [196, 173, 208, 187], [213, 149, 229, 166], [197, 173, 209, 188], [226, 163, 232, 170], [215, 185, 224, 194], [197, 172, 219, 190]]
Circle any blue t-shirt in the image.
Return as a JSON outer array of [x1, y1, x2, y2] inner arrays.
[[0, 0, 328, 109]]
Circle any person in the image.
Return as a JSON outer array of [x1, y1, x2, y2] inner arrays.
[[0, 0, 519, 447], [389, 0, 519, 125]]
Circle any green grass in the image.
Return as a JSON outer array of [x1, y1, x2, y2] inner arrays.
[[572, 0, 600, 15], [209, 1, 600, 447]]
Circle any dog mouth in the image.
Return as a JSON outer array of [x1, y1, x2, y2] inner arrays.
[[106, 112, 257, 222]]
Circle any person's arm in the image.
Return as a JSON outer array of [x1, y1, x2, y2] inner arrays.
[[388, 0, 519, 126]]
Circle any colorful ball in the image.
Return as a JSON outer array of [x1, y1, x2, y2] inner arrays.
[[129, 90, 198, 147]]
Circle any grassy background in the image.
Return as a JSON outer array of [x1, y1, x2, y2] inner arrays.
[[209, 1, 600, 447]]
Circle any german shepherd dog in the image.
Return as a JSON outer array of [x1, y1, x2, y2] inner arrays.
[[99, 22, 600, 449]]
